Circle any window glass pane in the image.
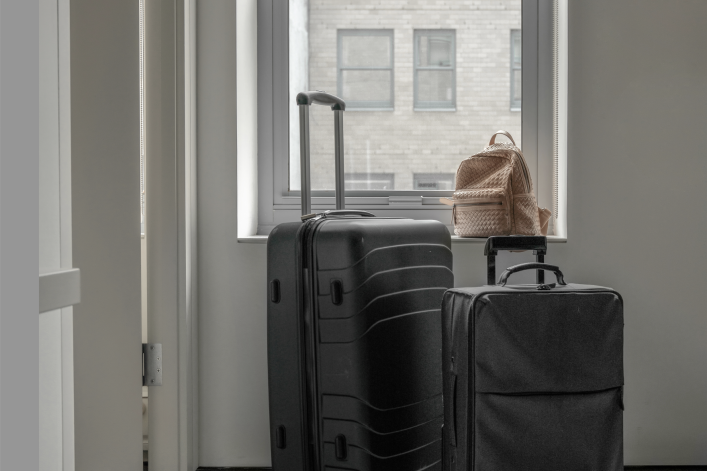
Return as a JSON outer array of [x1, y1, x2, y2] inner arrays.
[[511, 29, 522, 107], [512, 69, 522, 103], [512, 31, 522, 67], [414, 173, 455, 190], [418, 34, 452, 67], [290, 0, 522, 192], [341, 70, 391, 103], [341, 34, 391, 68], [417, 70, 453, 103], [345, 173, 394, 190]]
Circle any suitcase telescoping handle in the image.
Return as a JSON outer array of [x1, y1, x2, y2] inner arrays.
[[296, 91, 346, 216], [498, 263, 566, 287], [484, 236, 548, 285]]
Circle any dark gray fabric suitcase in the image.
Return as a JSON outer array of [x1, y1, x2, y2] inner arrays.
[[442, 236, 623, 471], [267, 91, 454, 471]]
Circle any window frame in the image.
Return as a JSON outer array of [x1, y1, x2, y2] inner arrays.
[[337, 29, 395, 111], [510, 29, 522, 111], [413, 29, 456, 111], [255, 0, 560, 237]]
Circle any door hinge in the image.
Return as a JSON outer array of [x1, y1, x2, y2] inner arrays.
[[143, 343, 162, 386]]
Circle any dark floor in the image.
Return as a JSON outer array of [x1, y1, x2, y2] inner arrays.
[[188, 468, 707, 471], [190, 467, 707, 471]]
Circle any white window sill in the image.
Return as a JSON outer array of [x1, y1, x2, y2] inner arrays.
[[237, 234, 567, 244]]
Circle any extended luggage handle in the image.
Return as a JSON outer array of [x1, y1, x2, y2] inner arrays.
[[296, 91, 346, 215], [296, 91, 346, 111], [484, 236, 547, 285], [498, 262, 566, 287]]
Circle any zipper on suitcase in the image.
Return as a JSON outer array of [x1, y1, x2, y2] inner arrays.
[[300, 219, 322, 470]]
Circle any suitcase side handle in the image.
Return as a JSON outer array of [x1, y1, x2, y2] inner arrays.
[[498, 262, 566, 286], [297, 91, 346, 214], [484, 236, 548, 285]]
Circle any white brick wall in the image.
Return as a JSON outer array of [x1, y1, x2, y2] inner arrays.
[[303, 0, 522, 190]]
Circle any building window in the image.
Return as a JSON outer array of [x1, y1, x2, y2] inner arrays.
[[413, 173, 456, 191], [345, 173, 394, 190], [511, 29, 522, 111], [337, 30, 394, 110], [414, 30, 455, 110]]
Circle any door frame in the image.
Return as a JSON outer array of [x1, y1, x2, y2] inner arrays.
[[144, 0, 198, 469]]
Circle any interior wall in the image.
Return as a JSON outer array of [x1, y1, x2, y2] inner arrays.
[[196, 0, 707, 466], [197, 0, 271, 466], [555, 0, 707, 463], [70, 0, 142, 469]]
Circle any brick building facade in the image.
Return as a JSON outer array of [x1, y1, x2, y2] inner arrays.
[[294, 0, 522, 191]]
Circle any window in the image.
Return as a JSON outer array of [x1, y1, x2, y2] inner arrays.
[[413, 173, 456, 191], [255, 0, 565, 237], [414, 30, 455, 110], [337, 30, 394, 110], [510, 29, 522, 111]]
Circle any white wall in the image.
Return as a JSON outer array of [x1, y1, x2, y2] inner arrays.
[[197, 1, 271, 466], [237, 0, 260, 237], [556, 0, 707, 463], [70, 0, 143, 469], [197, 0, 707, 466], [39, 0, 75, 468]]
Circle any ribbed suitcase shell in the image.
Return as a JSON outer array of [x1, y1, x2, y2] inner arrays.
[[268, 216, 453, 471], [442, 284, 624, 471]]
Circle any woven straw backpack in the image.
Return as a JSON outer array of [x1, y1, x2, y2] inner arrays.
[[441, 131, 551, 237]]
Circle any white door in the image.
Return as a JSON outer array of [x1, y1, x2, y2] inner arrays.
[[70, 0, 143, 469], [39, 0, 76, 469], [41, 1, 195, 469]]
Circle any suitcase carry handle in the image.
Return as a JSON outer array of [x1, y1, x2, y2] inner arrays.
[[296, 91, 346, 215], [322, 210, 374, 217], [498, 262, 566, 286], [301, 209, 375, 221], [484, 236, 548, 284]]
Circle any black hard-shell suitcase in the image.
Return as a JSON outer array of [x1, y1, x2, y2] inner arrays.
[[442, 236, 624, 471], [267, 91, 454, 471]]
